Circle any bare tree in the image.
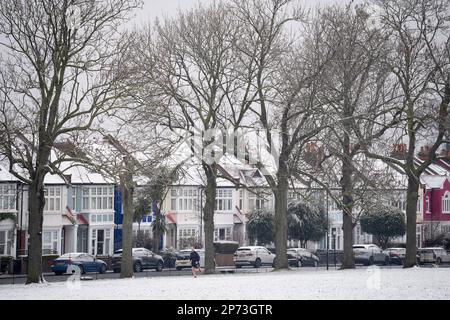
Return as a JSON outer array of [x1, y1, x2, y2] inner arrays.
[[293, 3, 393, 269], [0, 0, 141, 283], [359, 0, 450, 267], [125, 2, 243, 274], [229, 0, 338, 270]]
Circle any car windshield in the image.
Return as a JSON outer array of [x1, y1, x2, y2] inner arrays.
[[353, 246, 366, 249], [59, 253, 82, 259], [237, 248, 251, 251]]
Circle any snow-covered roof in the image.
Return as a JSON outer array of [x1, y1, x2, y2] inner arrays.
[[0, 165, 19, 182], [44, 163, 115, 185], [420, 175, 448, 189]]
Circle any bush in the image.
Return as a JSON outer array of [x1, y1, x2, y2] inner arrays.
[[0, 256, 13, 273], [213, 241, 239, 254]]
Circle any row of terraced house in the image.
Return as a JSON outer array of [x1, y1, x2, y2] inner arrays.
[[1, 146, 450, 262]]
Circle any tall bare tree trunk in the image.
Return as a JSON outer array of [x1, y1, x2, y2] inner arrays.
[[404, 176, 419, 268], [341, 135, 355, 269], [274, 156, 288, 269], [121, 159, 134, 278], [203, 163, 217, 274], [26, 179, 45, 284], [153, 207, 161, 252]]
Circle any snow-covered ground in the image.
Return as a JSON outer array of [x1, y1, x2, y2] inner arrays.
[[0, 267, 449, 300]]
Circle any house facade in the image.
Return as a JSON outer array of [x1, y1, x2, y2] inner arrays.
[[0, 166, 28, 258], [39, 166, 116, 257]]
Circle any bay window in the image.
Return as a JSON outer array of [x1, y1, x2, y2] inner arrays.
[[170, 188, 198, 211], [44, 187, 61, 212], [42, 230, 59, 254], [0, 185, 16, 211], [0, 230, 13, 256], [82, 186, 114, 211], [215, 189, 232, 212]]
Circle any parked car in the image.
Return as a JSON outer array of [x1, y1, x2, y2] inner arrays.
[[112, 248, 164, 273], [175, 249, 205, 270], [417, 247, 450, 265], [51, 253, 107, 275], [287, 248, 319, 267], [234, 246, 276, 268], [383, 247, 406, 265], [353, 244, 390, 266]]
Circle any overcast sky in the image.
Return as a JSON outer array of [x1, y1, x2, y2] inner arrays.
[[132, 0, 347, 25]]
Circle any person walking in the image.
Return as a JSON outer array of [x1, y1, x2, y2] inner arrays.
[[190, 247, 201, 278]]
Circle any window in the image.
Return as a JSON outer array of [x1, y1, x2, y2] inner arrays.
[[91, 214, 113, 223], [441, 225, 450, 234], [43, 187, 61, 212], [82, 187, 114, 211], [170, 188, 198, 212], [214, 227, 232, 241], [426, 196, 430, 213], [417, 197, 422, 213], [43, 230, 58, 254], [0, 185, 16, 211], [178, 228, 197, 248], [72, 192, 76, 211], [443, 193, 450, 213], [248, 192, 270, 210], [91, 228, 112, 256], [239, 190, 243, 210], [215, 189, 233, 212], [0, 230, 13, 256]]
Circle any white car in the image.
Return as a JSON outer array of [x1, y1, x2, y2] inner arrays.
[[234, 246, 276, 268], [175, 249, 205, 270], [353, 244, 390, 266], [418, 247, 450, 265]]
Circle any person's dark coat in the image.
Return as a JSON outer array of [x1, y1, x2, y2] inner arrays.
[[190, 250, 200, 268]]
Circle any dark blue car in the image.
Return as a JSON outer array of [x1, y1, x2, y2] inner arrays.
[[51, 253, 107, 275]]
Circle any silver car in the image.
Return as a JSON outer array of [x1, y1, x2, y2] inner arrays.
[[234, 246, 276, 268], [418, 247, 450, 265], [353, 244, 390, 266]]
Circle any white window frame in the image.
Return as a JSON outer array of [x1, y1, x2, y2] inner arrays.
[[215, 189, 233, 212], [425, 196, 430, 214], [0, 184, 16, 211], [82, 187, 114, 212], [417, 196, 422, 213], [170, 188, 198, 212], [0, 229, 13, 256], [42, 230, 59, 254], [44, 187, 61, 212], [214, 227, 232, 241], [443, 192, 450, 214], [91, 228, 112, 256]]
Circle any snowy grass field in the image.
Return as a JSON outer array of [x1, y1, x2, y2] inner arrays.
[[0, 267, 449, 300]]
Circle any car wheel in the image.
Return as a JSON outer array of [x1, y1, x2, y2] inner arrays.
[[236, 265, 242, 268], [436, 258, 442, 265], [113, 268, 120, 273], [54, 271, 64, 276], [384, 257, 390, 266], [134, 262, 142, 273], [99, 264, 106, 274], [254, 258, 261, 268], [368, 256, 374, 266], [176, 266, 182, 271], [79, 265, 85, 275], [156, 261, 163, 272]]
